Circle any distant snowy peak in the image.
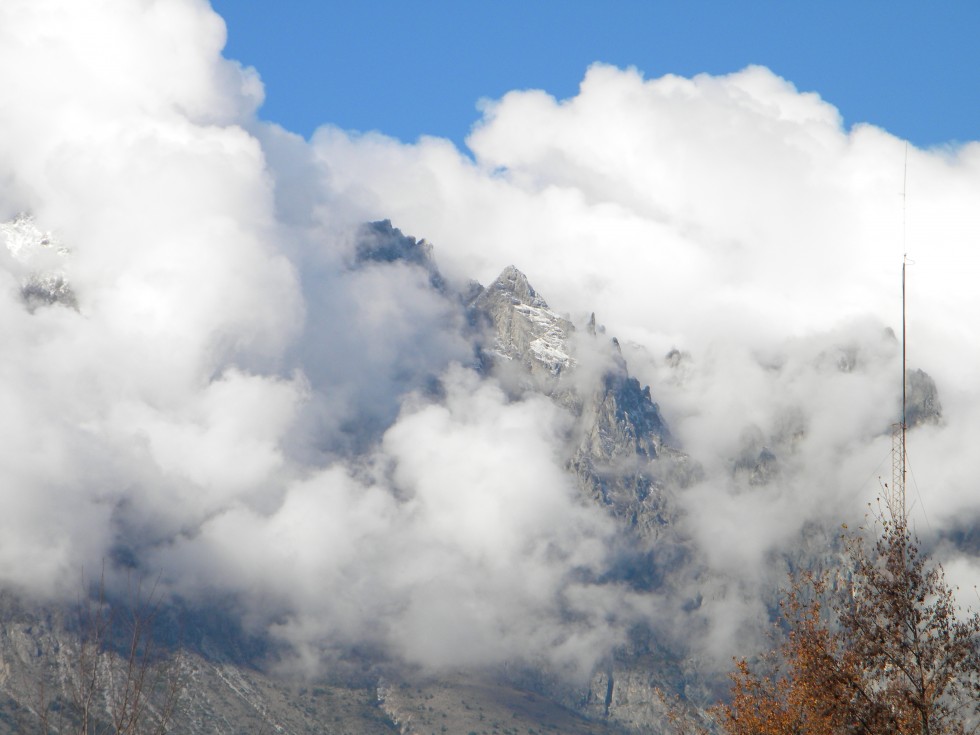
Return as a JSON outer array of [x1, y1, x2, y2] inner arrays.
[[471, 265, 575, 377], [0, 214, 77, 311]]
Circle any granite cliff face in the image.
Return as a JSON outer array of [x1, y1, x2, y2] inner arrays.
[[470, 265, 576, 381], [468, 263, 689, 538]]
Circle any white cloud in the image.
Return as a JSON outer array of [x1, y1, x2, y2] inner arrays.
[[152, 367, 638, 676], [310, 61, 980, 660], [0, 0, 300, 595], [314, 64, 980, 366]]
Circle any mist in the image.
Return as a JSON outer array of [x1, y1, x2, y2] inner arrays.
[[2, 0, 979, 679]]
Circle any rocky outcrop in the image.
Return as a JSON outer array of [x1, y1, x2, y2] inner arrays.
[[569, 354, 683, 534], [470, 265, 575, 382], [0, 214, 77, 312], [0, 592, 398, 735], [355, 219, 446, 292], [584, 668, 681, 735], [906, 367, 943, 427], [469, 265, 687, 536]]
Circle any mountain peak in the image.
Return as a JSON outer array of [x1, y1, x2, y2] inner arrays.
[[354, 219, 445, 291], [472, 267, 573, 377], [355, 220, 434, 266], [485, 265, 549, 310]]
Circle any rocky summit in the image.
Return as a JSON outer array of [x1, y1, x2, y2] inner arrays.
[[468, 261, 691, 539]]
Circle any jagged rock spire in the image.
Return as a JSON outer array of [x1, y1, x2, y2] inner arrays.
[[471, 265, 574, 378]]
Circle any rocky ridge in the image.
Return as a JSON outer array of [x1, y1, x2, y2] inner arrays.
[[467, 262, 689, 538]]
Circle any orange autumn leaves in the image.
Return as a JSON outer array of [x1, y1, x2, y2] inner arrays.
[[718, 512, 980, 735]]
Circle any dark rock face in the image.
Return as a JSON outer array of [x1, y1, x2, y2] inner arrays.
[[571, 367, 675, 528], [469, 264, 685, 538], [355, 219, 446, 292], [906, 367, 943, 427]]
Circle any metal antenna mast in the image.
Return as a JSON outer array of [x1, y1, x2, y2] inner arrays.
[[891, 145, 909, 521]]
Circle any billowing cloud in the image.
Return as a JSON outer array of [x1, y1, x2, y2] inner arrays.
[[2, 0, 979, 681], [314, 65, 980, 370], [310, 62, 980, 658], [151, 367, 642, 677]]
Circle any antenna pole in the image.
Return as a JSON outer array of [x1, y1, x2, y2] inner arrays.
[[891, 147, 909, 521], [902, 146, 908, 516], [890, 258, 908, 521], [901, 257, 907, 513]]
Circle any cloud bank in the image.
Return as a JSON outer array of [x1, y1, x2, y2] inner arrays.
[[311, 61, 980, 554], [2, 0, 980, 678]]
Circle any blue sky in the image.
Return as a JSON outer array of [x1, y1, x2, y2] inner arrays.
[[212, 1, 978, 150]]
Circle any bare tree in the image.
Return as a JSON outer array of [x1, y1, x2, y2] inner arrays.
[[839, 507, 980, 735], [31, 570, 184, 735], [716, 503, 980, 735]]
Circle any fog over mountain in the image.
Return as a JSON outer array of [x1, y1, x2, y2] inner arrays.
[[1, 0, 980, 694]]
